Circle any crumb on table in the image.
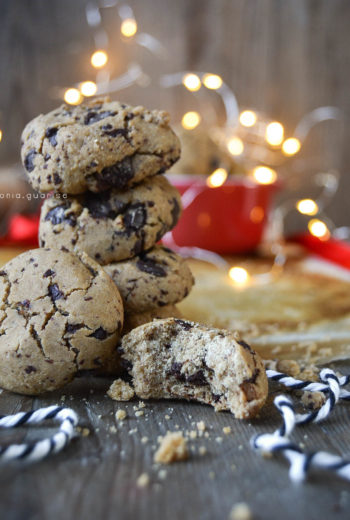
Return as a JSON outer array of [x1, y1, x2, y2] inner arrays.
[[197, 420, 206, 431], [276, 359, 300, 377], [107, 379, 135, 401], [136, 473, 150, 488], [229, 502, 253, 520], [115, 409, 127, 421], [154, 431, 188, 464], [301, 390, 325, 409]]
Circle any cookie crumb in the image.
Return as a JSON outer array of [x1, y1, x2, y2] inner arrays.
[[223, 426, 231, 435], [165, 414, 170, 420], [135, 410, 144, 417], [136, 473, 150, 488], [276, 359, 300, 377], [158, 469, 167, 480], [197, 421, 206, 431], [115, 409, 127, 421], [77, 426, 90, 437], [301, 390, 325, 409], [154, 432, 188, 464], [189, 430, 197, 439], [109, 425, 117, 434], [229, 503, 252, 520], [141, 436, 149, 444], [108, 379, 135, 401], [199, 446, 207, 455]]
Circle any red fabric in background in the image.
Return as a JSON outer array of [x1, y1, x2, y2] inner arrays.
[[290, 233, 350, 270], [0, 214, 39, 247]]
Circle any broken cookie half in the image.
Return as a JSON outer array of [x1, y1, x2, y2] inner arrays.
[[117, 318, 268, 419]]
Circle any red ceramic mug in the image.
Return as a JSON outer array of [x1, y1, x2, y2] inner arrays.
[[164, 174, 279, 254]]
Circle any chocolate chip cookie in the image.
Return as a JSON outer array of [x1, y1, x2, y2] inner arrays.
[[119, 318, 268, 418], [21, 98, 181, 194], [0, 248, 123, 395], [39, 176, 182, 264], [104, 246, 194, 312]]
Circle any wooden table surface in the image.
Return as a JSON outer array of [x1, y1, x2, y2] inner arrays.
[[1, 249, 350, 520]]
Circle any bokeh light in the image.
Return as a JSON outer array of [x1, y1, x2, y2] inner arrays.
[[181, 111, 201, 130], [265, 122, 284, 146], [64, 88, 83, 105], [228, 267, 250, 286], [80, 81, 97, 97], [202, 74, 223, 90], [91, 50, 108, 68], [206, 168, 228, 188], [227, 137, 244, 156], [239, 110, 257, 127], [282, 137, 301, 156], [252, 166, 277, 185], [308, 219, 330, 240], [296, 199, 319, 216], [182, 73, 201, 92], [121, 18, 138, 37]]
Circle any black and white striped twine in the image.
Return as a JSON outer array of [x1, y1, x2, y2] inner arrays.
[[0, 405, 78, 463], [252, 368, 350, 482]]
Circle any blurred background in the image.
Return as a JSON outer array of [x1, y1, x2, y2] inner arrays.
[[0, 0, 349, 249]]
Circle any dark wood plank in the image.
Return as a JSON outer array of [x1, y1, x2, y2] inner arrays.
[[1, 363, 350, 519]]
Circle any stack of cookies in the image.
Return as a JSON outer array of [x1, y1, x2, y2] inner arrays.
[[21, 98, 194, 335]]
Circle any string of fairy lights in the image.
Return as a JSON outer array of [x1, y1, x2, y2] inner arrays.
[[0, 1, 346, 285]]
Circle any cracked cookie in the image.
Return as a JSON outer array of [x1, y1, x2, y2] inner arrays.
[[104, 245, 194, 312], [21, 97, 181, 194], [0, 248, 123, 395], [118, 318, 268, 418], [39, 176, 182, 264]]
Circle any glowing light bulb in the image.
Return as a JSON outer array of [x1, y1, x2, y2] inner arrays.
[[282, 137, 301, 156], [182, 73, 201, 92], [181, 111, 201, 130], [308, 219, 330, 240], [265, 122, 284, 146], [91, 50, 108, 68], [64, 88, 83, 105], [229, 267, 250, 286], [296, 199, 319, 216], [227, 137, 244, 156], [80, 81, 97, 97], [206, 168, 228, 188], [239, 110, 257, 127], [0, 129, 2, 143], [202, 73, 223, 90], [252, 166, 277, 185], [121, 18, 137, 37]]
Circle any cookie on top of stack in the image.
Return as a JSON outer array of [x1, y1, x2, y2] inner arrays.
[[21, 97, 194, 336]]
